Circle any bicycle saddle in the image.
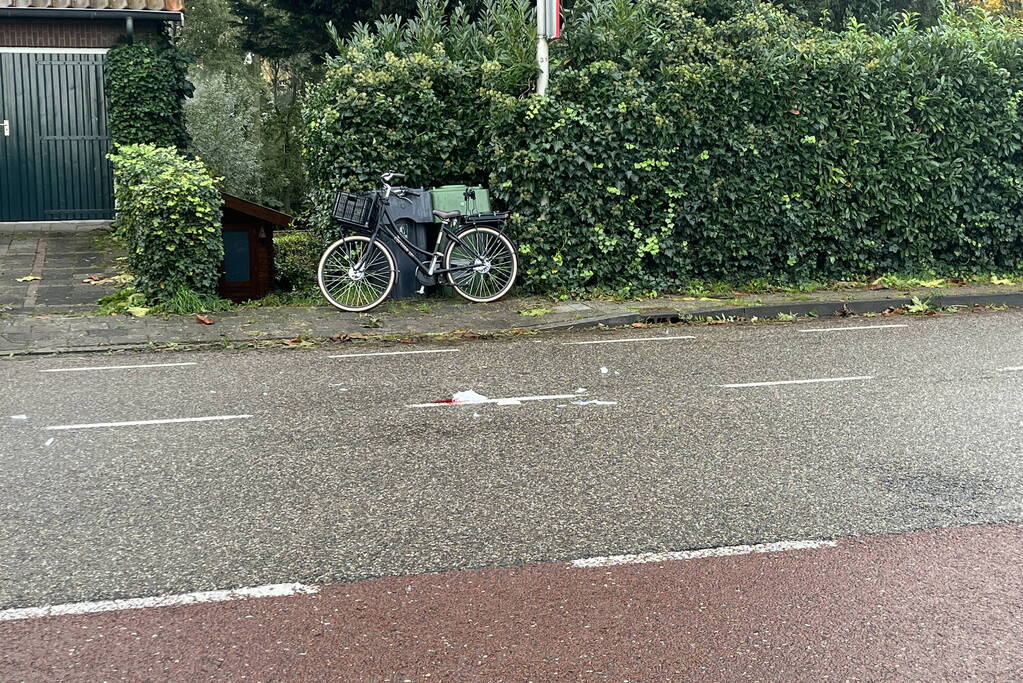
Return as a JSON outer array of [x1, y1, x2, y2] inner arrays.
[[433, 209, 462, 220]]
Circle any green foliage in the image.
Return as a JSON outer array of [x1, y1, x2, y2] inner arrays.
[[157, 286, 235, 314], [303, 0, 533, 234], [274, 229, 323, 291], [95, 285, 148, 316], [778, 0, 945, 31], [179, 0, 245, 73], [232, 0, 422, 58], [109, 145, 225, 303], [186, 71, 265, 200], [105, 37, 194, 149], [304, 0, 1023, 294]]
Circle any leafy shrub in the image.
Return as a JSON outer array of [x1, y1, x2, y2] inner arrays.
[[304, 0, 1023, 293], [274, 230, 323, 291], [109, 144, 225, 303], [303, 0, 533, 234], [186, 71, 265, 200], [105, 37, 194, 149]]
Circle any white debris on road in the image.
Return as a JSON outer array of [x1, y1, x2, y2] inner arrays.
[[452, 390, 489, 404]]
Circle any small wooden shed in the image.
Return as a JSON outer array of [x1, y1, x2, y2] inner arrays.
[[219, 193, 292, 303]]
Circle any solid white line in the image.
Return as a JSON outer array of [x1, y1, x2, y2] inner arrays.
[[45, 415, 252, 431], [720, 376, 873, 389], [329, 349, 458, 359], [798, 324, 908, 333], [409, 393, 581, 408], [40, 362, 198, 373], [0, 583, 318, 623], [997, 366, 1023, 372], [565, 336, 696, 346], [571, 539, 838, 568]]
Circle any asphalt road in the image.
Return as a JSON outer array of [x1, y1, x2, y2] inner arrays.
[[2, 308, 1023, 614]]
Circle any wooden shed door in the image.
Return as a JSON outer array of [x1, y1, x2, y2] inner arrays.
[[0, 51, 114, 222]]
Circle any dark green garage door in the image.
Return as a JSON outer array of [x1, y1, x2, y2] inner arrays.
[[0, 51, 114, 222]]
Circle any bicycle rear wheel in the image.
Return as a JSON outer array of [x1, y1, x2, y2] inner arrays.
[[443, 226, 518, 302], [318, 235, 396, 312]]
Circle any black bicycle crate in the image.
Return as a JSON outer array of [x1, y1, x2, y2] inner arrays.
[[332, 191, 373, 228]]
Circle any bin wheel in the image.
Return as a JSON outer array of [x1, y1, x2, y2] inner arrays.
[[318, 235, 396, 312], [443, 226, 518, 302]]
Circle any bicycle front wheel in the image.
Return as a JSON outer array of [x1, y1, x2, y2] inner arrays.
[[443, 226, 518, 302], [317, 235, 396, 312]]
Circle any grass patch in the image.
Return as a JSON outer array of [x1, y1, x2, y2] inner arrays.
[[237, 289, 324, 308], [156, 287, 234, 315], [518, 306, 554, 317]]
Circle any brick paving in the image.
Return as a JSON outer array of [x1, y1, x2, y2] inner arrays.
[[0, 224, 120, 316]]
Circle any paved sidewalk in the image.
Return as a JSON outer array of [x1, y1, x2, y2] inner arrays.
[[3, 283, 1023, 355], [0, 224, 119, 314]]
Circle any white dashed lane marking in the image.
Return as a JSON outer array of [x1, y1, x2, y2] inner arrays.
[[329, 349, 458, 359], [720, 376, 873, 389], [0, 583, 318, 622], [44, 415, 253, 431], [798, 324, 908, 333], [39, 362, 198, 373], [571, 539, 838, 568], [565, 336, 695, 346]]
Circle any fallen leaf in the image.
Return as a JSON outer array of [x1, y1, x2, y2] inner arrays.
[[630, 322, 647, 328], [789, 107, 801, 115], [868, 283, 888, 291], [82, 274, 111, 284], [283, 336, 314, 348], [15, 275, 40, 282], [125, 307, 149, 318], [330, 333, 352, 343], [196, 314, 215, 325]]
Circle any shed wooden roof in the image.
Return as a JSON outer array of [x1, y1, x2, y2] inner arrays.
[[222, 193, 293, 228]]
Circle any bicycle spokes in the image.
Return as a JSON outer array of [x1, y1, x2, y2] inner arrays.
[[447, 229, 516, 300], [320, 239, 394, 310]]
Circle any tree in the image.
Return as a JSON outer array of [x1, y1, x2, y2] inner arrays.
[[177, 0, 245, 73], [230, 0, 420, 58]]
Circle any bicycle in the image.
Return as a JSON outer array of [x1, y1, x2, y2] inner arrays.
[[317, 172, 519, 313]]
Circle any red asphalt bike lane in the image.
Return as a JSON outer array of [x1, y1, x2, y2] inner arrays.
[[2, 523, 1021, 681]]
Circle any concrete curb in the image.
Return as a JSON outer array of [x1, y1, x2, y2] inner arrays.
[[531, 292, 1023, 331]]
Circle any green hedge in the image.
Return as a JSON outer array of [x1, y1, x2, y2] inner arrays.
[[109, 144, 224, 303], [105, 38, 193, 149], [305, 0, 1023, 293], [274, 230, 323, 291]]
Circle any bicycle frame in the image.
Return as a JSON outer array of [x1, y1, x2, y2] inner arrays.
[[355, 193, 492, 281]]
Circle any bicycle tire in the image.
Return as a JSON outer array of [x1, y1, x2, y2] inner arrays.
[[443, 226, 518, 303], [318, 235, 396, 312]]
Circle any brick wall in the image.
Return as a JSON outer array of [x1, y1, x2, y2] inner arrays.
[[0, 19, 161, 48]]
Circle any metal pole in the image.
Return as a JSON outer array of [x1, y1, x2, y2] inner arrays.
[[536, 0, 549, 95], [537, 35, 549, 96]]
